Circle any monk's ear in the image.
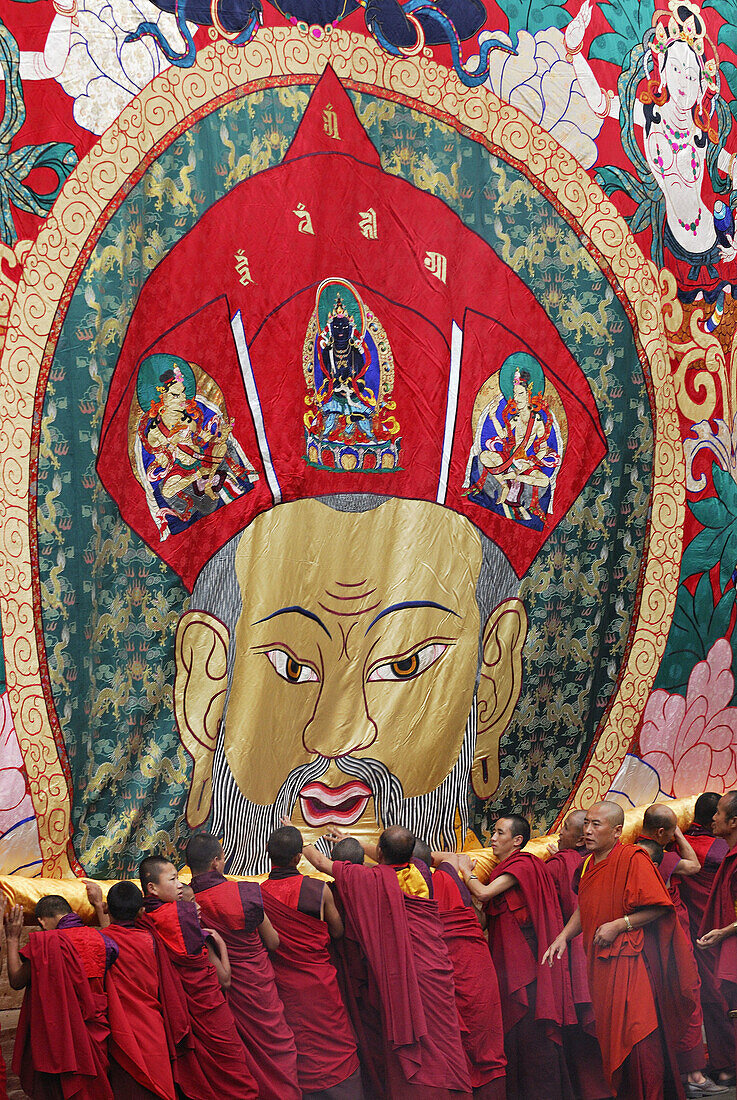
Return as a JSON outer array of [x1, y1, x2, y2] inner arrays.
[[472, 598, 528, 799], [174, 610, 230, 827]]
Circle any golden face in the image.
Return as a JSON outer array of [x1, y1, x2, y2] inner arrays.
[[225, 499, 482, 829]]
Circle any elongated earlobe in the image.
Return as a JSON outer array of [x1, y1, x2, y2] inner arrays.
[[471, 598, 528, 799], [174, 610, 230, 826]]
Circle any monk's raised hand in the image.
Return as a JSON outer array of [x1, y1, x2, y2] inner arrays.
[[546, 842, 559, 857], [542, 934, 567, 966], [84, 879, 104, 908], [324, 827, 347, 845], [279, 814, 294, 828], [3, 904, 23, 941]]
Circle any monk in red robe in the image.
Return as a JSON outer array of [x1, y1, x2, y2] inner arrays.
[[5, 895, 118, 1100], [186, 832, 301, 1100], [544, 801, 699, 1100], [697, 790, 737, 1090], [682, 793, 734, 1089], [102, 880, 181, 1100], [458, 814, 575, 1100], [545, 810, 610, 1100], [301, 824, 474, 1099], [136, 855, 258, 1100], [260, 825, 363, 1100], [637, 805, 717, 1095]]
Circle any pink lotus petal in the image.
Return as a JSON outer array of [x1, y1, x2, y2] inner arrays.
[[674, 743, 712, 797], [703, 712, 737, 752], [708, 664, 737, 714], [641, 691, 686, 755], [640, 750, 677, 796], [0, 792, 35, 835], [676, 712, 707, 757], [0, 767, 29, 815], [709, 747, 735, 778]]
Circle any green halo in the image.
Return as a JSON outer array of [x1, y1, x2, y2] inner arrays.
[[136, 354, 196, 412], [316, 278, 365, 335], [499, 352, 545, 401]]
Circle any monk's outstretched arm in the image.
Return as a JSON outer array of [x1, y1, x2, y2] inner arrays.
[[4, 905, 30, 989], [302, 843, 335, 877], [542, 908, 582, 966], [457, 853, 517, 902]]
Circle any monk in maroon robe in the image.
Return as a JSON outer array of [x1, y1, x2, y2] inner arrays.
[[459, 814, 576, 1100], [186, 832, 300, 1100], [260, 825, 363, 1100], [545, 811, 610, 1100], [697, 790, 737, 1090], [325, 837, 387, 1098], [5, 895, 118, 1100], [637, 805, 713, 1092], [136, 855, 258, 1100], [431, 858, 506, 1098], [300, 825, 473, 1099], [682, 793, 734, 1088], [545, 801, 698, 1100]]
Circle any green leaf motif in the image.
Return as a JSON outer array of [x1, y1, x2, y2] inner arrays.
[[496, 0, 570, 42], [654, 574, 737, 695], [589, 0, 654, 67], [724, 61, 737, 100]]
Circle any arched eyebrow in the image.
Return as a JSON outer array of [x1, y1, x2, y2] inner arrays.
[[365, 601, 458, 635], [253, 606, 332, 639]]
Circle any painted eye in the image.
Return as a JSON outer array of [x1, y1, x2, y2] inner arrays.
[[265, 649, 319, 684], [367, 642, 448, 682]]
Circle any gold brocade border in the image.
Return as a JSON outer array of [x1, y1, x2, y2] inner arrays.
[[0, 27, 683, 873]]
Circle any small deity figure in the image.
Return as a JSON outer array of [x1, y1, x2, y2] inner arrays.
[[318, 298, 378, 443], [132, 353, 257, 539], [464, 353, 564, 529], [567, 0, 737, 311], [303, 279, 401, 472]]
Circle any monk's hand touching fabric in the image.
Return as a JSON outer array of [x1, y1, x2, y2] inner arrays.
[[3, 903, 23, 941], [593, 920, 622, 946], [457, 853, 475, 876]]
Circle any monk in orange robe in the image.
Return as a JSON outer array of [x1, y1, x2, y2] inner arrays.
[[545, 810, 610, 1100], [544, 801, 699, 1100]]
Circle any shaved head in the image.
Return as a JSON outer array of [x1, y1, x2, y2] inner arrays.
[[379, 825, 415, 864], [590, 801, 624, 827], [642, 804, 677, 837], [558, 808, 586, 851], [583, 801, 624, 858]]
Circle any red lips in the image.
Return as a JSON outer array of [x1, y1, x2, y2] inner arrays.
[[299, 779, 372, 826]]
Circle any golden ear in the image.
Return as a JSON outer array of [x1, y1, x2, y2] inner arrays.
[[174, 610, 230, 827], [471, 597, 528, 799]]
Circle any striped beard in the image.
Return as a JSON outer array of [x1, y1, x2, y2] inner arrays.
[[210, 697, 477, 875]]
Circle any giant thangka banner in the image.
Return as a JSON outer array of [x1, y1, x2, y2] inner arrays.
[[0, 0, 731, 877]]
